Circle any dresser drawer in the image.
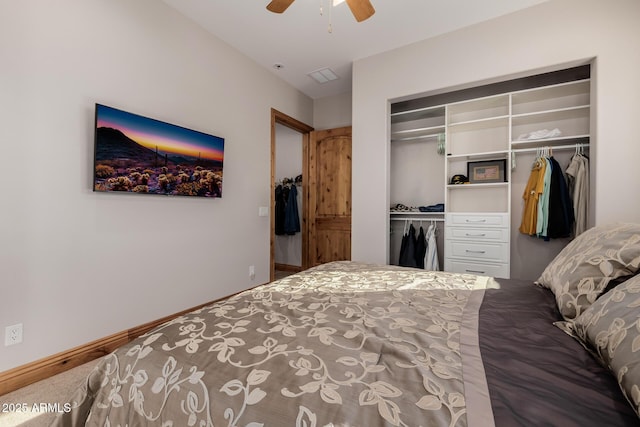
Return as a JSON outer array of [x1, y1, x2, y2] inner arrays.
[[446, 227, 509, 242], [446, 213, 508, 227], [446, 240, 509, 262], [446, 259, 510, 279]]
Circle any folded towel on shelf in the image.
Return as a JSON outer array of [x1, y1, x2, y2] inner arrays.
[[517, 128, 561, 141]]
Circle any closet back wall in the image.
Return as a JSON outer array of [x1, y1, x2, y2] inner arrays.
[[390, 141, 444, 209], [0, 0, 312, 373]]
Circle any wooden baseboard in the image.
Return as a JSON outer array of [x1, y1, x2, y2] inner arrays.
[[0, 331, 129, 397], [0, 286, 259, 396]]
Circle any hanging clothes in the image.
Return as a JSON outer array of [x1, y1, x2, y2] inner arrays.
[[275, 184, 286, 235], [275, 176, 302, 236], [283, 184, 300, 235], [536, 157, 553, 238], [396, 221, 438, 270], [519, 149, 577, 240], [546, 156, 574, 239], [415, 226, 426, 269], [424, 223, 439, 271], [519, 157, 546, 235], [566, 151, 589, 237], [399, 223, 418, 268]]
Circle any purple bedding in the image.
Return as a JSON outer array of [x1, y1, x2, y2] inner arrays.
[[483, 278, 639, 426]]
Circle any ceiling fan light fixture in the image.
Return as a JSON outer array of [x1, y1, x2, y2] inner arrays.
[[308, 68, 339, 84], [267, 0, 374, 22]]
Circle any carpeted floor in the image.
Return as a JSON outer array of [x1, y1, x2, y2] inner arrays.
[[275, 269, 297, 280], [0, 358, 103, 427]]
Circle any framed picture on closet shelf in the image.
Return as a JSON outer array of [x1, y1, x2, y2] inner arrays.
[[467, 159, 506, 184]]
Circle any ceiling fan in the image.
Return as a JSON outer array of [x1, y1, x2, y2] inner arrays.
[[266, 0, 375, 22]]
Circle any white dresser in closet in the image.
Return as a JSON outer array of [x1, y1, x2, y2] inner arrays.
[[444, 212, 510, 278]]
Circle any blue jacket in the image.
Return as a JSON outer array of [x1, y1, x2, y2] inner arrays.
[[283, 184, 300, 235]]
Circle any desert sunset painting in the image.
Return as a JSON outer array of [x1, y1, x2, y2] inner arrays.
[[93, 104, 224, 198]]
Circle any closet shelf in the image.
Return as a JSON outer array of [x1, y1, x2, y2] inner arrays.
[[446, 182, 508, 189], [511, 79, 591, 114], [510, 135, 589, 148], [446, 150, 509, 160], [391, 135, 440, 143], [391, 105, 444, 119], [390, 211, 445, 216], [390, 216, 445, 222], [511, 104, 590, 120], [392, 125, 444, 135], [447, 115, 509, 129]]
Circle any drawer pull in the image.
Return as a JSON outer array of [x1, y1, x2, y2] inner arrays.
[[466, 269, 486, 274], [466, 219, 487, 223], [465, 250, 486, 254], [465, 233, 486, 237]]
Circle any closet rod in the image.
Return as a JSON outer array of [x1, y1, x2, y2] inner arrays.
[[391, 133, 441, 143], [511, 143, 589, 154]]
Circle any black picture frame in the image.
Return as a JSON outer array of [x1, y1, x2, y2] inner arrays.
[[467, 159, 507, 184]]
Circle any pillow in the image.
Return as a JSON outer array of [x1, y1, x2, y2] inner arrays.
[[568, 274, 640, 416], [536, 222, 640, 321]]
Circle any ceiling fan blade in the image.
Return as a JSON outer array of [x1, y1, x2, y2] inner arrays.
[[345, 0, 375, 22], [266, 0, 295, 14]]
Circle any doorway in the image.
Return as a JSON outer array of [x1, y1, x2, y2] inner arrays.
[[270, 109, 313, 281]]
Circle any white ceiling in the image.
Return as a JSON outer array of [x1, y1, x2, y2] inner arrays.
[[161, 0, 548, 100]]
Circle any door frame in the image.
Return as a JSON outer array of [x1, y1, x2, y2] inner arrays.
[[270, 108, 314, 281]]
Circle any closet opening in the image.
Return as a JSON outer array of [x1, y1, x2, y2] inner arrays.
[[388, 62, 593, 280], [270, 109, 314, 282]]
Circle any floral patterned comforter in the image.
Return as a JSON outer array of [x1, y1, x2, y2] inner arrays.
[[54, 261, 497, 427]]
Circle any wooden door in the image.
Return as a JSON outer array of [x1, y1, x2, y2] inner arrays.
[[308, 126, 352, 266]]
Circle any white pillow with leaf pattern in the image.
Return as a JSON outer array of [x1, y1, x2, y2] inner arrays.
[[568, 274, 640, 416], [536, 223, 640, 321]]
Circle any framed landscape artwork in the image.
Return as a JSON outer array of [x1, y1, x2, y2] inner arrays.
[[93, 104, 224, 198]]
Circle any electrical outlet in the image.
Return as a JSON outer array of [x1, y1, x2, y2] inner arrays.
[[5, 323, 23, 346], [249, 265, 255, 280]]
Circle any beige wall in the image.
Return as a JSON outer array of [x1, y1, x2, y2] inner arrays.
[[0, 0, 312, 372], [352, 0, 640, 265], [313, 92, 352, 130]]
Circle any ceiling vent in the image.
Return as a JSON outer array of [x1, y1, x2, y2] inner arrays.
[[308, 67, 339, 84]]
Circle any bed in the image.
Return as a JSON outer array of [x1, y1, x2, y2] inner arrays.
[[54, 223, 640, 426]]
